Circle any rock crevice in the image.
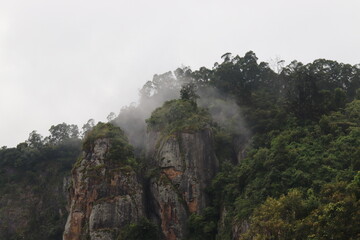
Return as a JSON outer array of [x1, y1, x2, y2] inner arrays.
[[64, 128, 218, 240], [63, 138, 145, 240]]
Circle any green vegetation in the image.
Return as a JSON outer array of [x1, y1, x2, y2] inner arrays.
[[185, 52, 360, 239], [241, 173, 360, 240], [146, 99, 213, 134], [180, 82, 199, 103], [83, 122, 136, 168], [0, 132, 81, 240], [187, 208, 218, 240], [117, 218, 159, 240], [140, 51, 360, 239], [1, 51, 360, 239]]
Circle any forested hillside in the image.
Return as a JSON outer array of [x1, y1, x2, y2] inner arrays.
[[0, 125, 82, 239], [1, 51, 359, 239]]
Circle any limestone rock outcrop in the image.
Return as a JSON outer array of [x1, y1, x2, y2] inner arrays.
[[146, 129, 218, 239], [64, 123, 219, 240], [63, 138, 145, 240]]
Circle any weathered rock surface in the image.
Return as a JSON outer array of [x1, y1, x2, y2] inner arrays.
[[147, 129, 218, 239], [150, 177, 188, 240], [64, 123, 219, 240], [233, 135, 250, 164], [63, 138, 145, 240]]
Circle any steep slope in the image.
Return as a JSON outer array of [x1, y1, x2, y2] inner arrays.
[[2, 51, 360, 240], [145, 99, 218, 240], [63, 100, 219, 240], [64, 123, 145, 240]]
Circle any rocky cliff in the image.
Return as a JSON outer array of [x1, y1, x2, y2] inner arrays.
[[63, 95, 222, 240], [63, 124, 145, 240], [146, 129, 218, 240], [64, 120, 219, 240]]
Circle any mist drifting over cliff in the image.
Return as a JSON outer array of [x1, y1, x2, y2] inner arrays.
[[114, 71, 181, 150], [114, 67, 250, 152]]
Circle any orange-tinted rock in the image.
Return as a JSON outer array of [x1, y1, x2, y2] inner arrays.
[[147, 129, 218, 239], [63, 138, 145, 240], [163, 167, 183, 180]]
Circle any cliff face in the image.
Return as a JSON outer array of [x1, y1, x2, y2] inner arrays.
[[64, 122, 218, 240], [63, 138, 145, 240], [146, 129, 218, 240]]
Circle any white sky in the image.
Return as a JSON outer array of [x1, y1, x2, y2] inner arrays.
[[1, 0, 359, 147]]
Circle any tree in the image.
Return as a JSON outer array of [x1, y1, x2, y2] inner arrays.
[[69, 124, 80, 139], [48, 123, 79, 144], [211, 51, 272, 104], [107, 112, 116, 122], [26, 130, 43, 148], [268, 56, 285, 74], [174, 66, 192, 83], [82, 119, 95, 137], [139, 80, 154, 99], [180, 82, 199, 103], [221, 52, 232, 62], [308, 178, 360, 239], [242, 189, 314, 240]]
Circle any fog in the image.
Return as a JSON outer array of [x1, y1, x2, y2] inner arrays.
[[197, 86, 250, 137], [114, 71, 182, 150], [1, 0, 360, 147], [113, 67, 250, 152]]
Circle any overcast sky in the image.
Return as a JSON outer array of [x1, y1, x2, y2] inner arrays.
[[1, 0, 359, 147]]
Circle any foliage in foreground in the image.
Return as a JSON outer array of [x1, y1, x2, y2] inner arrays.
[[206, 100, 360, 240], [242, 174, 360, 240]]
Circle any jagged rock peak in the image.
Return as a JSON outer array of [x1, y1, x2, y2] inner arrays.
[[146, 129, 219, 240], [63, 123, 145, 240]]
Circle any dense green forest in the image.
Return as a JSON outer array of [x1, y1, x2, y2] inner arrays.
[[0, 125, 82, 239], [1, 51, 359, 239], [124, 51, 360, 239]]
